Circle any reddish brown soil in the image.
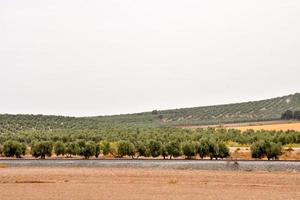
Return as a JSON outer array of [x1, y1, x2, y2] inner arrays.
[[0, 167, 299, 200]]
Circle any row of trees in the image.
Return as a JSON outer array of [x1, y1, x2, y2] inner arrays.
[[281, 110, 300, 120], [0, 138, 282, 160]]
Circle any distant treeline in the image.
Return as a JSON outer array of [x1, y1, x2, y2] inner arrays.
[[281, 110, 300, 120]]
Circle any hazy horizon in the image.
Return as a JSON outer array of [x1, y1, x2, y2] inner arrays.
[[1, 0, 300, 116]]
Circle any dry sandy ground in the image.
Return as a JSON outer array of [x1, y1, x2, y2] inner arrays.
[[180, 121, 300, 131], [0, 167, 299, 200]]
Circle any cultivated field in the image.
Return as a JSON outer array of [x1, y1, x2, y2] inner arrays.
[[181, 121, 300, 131], [0, 167, 299, 200], [230, 122, 300, 132]]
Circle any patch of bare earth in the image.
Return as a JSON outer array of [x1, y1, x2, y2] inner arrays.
[[0, 167, 299, 200]]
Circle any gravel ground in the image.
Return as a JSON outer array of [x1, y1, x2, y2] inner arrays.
[[0, 159, 299, 171]]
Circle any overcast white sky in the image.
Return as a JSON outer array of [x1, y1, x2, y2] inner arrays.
[[0, 0, 299, 116]]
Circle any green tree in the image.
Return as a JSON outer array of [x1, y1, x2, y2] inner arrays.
[[31, 141, 53, 159], [281, 110, 294, 120], [117, 140, 135, 158], [251, 140, 282, 160], [135, 141, 147, 158], [95, 143, 101, 158], [294, 111, 300, 120], [182, 142, 197, 159], [148, 140, 161, 158], [265, 142, 282, 160], [3, 140, 26, 158], [65, 142, 79, 157], [251, 141, 266, 159], [217, 142, 230, 159], [198, 139, 209, 159], [80, 141, 96, 159], [166, 141, 181, 159], [54, 141, 66, 156], [207, 140, 219, 160], [101, 141, 111, 156], [160, 144, 168, 159]]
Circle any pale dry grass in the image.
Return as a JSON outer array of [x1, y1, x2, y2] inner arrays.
[[229, 122, 300, 132]]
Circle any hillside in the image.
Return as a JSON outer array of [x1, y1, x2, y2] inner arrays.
[[0, 93, 300, 132]]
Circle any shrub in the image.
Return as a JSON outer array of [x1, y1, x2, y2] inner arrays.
[[31, 141, 53, 159]]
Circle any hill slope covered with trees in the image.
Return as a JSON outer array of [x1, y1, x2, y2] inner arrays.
[[0, 93, 300, 133]]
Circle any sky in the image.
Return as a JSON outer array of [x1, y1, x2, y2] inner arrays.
[[0, 0, 299, 116]]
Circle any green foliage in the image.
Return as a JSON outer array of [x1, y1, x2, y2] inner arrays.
[[135, 141, 147, 158], [166, 141, 181, 159], [217, 142, 230, 159], [65, 142, 79, 157], [31, 141, 53, 159], [148, 140, 161, 158], [101, 141, 111, 156], [95, 144, 101, 158], [1, 93, 300, 129], [77, 141, 97, 159], [182, 142, 198, 159], [251, 140, 282, 160], [54, 141, 66, 156], [293, 111, 300, 120], [198, 139, 209, 159], [117, 140, 135, 158], [281, 110, 294, 120], [3, 140, 26, 158], [265, 142, 282, 160]]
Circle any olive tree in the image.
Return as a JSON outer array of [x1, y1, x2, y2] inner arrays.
[[198, 139, 209, 159], [135, 141, 147, 158], [182, 142, 197, 159], [3, 140, 26, 158], [166, 141, 181, 159], [117, 140, 135, 158], [31, 141, 53, 159], [148, 140, 161, 158], [251, 140, 282, 160], [65, 142, 79, 157], [101, 141, 111, 156], [54, 141, 66, 156], [77, 141, 97, 159]]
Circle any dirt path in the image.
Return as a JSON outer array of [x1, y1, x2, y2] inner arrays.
[[0, 167, 299, 200]]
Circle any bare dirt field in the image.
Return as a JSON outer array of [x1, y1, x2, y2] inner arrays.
[[0, 167, 299, 200]]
